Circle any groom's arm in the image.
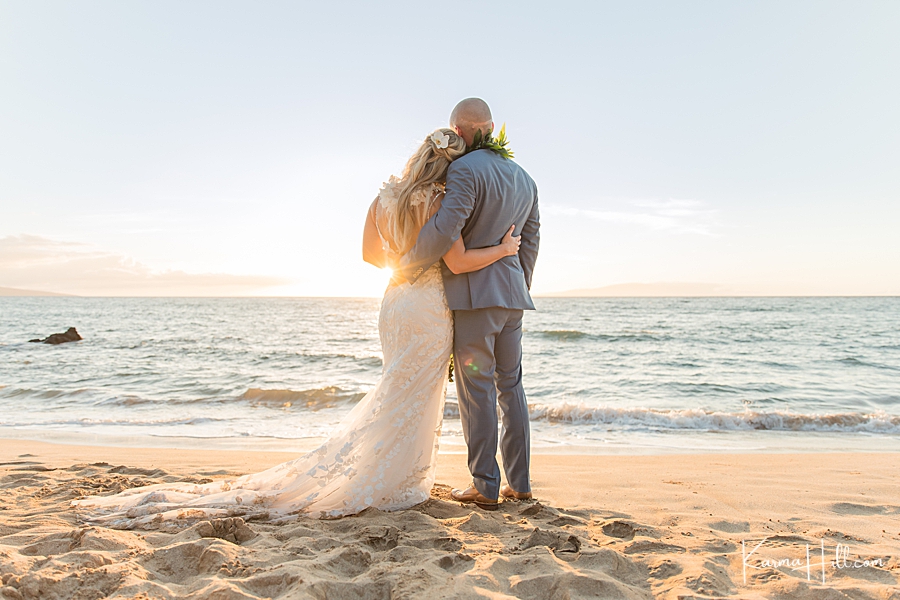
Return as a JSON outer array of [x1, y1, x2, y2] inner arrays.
[[394, 160, 477, 283], [518, 188, 540, 290]]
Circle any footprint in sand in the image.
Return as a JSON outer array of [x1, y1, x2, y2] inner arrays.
[[548, 514, 588, 528], [623, 540, 686, 555], [108, 465, 167, 477], [518, 528, 581, 554], [195, 517, 256, 544], [519, 502, 545, 517], [648, 558, 683, 579], [360, 525, 400, 551], [600, 519, 636, 540], [830, 502, 900, 516], [308, 580, 391, 600], [436, 552, 475, 573], [456, 512, 504, 534], [707, 519, 750, 533]]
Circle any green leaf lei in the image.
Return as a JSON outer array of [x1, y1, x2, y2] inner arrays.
[[467, 123, 514, 159]]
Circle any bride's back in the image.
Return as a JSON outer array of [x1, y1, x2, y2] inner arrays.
[[375, 178, 443, 255], [375, 128, 467, 255]]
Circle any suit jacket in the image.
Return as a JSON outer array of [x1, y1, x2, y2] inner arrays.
[[397, 149, 540, 311]]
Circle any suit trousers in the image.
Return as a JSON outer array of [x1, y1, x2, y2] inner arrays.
[[452, 307, 531, 499]]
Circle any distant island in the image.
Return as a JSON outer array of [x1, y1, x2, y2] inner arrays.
[[0, 286, 73, 297], [539, 282, 729, 297]]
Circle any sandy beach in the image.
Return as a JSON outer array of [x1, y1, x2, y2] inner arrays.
[[1, 440, 898, 599]]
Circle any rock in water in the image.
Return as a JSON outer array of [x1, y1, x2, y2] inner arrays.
[[29, 327, 82, 345]]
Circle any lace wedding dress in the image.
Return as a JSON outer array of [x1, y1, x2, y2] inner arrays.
[[74, 180, 452, 527]]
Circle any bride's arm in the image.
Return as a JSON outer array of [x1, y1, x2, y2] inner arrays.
[[363, 198, 393, 269], [442, 225, 520, 274]]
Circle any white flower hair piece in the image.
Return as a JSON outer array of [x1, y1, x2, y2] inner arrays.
[[431, 131, 450, 150]]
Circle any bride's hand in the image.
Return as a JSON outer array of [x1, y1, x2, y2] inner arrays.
[[500, 224, 521, 256]]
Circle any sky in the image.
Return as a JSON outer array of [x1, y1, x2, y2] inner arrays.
[[1, 1, 898, 297]]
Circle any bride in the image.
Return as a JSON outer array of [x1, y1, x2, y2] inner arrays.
[[73, 128, 520, 526]]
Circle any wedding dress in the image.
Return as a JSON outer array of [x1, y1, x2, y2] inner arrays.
[[74, 179, 452, 527]]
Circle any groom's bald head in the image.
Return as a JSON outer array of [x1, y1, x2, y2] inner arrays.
[[450, 98, 493, 146]]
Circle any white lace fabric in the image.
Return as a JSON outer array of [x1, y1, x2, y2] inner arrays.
[[374, 176, 443, 255], [73, 186, 453, 528]]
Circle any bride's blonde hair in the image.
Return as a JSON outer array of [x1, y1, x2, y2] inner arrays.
[[390, 128, 467, 253]]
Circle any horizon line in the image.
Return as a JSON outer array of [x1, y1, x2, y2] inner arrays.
[[2, 294, 898, 299]]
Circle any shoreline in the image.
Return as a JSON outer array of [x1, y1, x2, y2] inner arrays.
[[2, 439, 899, 598], [3, 428, 900, 457]]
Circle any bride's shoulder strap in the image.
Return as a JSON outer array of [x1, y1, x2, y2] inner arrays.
[[377, 175, 402, 215], [410, 182, 445, 210]]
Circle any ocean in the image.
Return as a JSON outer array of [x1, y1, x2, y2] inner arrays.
[[1, 296, 899, 455]]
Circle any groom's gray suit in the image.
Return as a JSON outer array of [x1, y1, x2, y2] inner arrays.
[[397, 148, 540, 499]]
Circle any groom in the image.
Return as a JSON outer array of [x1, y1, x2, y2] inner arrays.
[[396, 98, 540, 509]]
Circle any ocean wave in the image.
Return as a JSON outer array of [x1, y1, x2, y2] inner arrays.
[[0, 416, 223, 428], [0, 387, 215, 408], [298, 352, 383, 367], [533, 330, 664, 342], [525, 403, 900, 433], [0, 387, 94, 400], [0, 385, 369, 409], [93, 394, 156, 407], [443, 401, 900, 433], [534, 330, 590, 341], [836, 357, 900, 371], [238, 387, 365, 409]]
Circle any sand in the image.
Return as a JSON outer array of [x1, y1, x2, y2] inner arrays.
[[1, 440, 898, 599]]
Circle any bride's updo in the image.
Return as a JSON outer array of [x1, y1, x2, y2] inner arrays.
[[390, 128, 466, 252]]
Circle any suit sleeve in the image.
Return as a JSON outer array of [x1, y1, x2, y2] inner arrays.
[[518, 187, 540, 290], [395, 160, 477, 283]]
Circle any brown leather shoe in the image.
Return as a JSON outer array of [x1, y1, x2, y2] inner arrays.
[[500, 484, 533, 500], [450, 484, 499, 510]]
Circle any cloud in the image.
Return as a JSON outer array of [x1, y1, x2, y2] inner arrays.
[[0, 235, 288, 296], [543, 198, 720, 236]]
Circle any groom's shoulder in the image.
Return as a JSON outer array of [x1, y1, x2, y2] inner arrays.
[[452, 149, 492, 170], [453, 149, 528, 176]]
